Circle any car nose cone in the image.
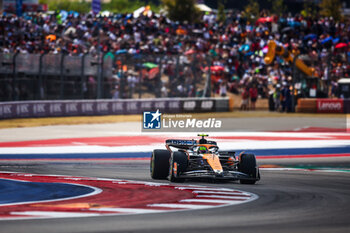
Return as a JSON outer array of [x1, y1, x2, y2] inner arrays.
[[214, 170, 224, 177]]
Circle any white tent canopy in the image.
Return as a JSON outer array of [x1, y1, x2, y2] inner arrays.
[[338, 78, 350, 84], [133, 6, 152, 18], [195, 3, 212, 12]]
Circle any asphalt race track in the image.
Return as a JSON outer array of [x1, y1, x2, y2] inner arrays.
[[0, 160, 349, 233], [0, 123, 349, 233]]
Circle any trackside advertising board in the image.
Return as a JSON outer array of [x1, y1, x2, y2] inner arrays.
[[0, 98, 229, 119], [316, 99, 344, 113]]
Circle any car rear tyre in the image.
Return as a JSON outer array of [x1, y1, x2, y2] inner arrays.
[[150, 149, 171, 179], [238, 153, 259, 184], [169, 151, 188, 182]]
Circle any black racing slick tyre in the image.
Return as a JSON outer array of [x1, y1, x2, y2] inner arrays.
[[169, 151, 188, 182], [238, 153, 260, 184], [150, 149, 171, 180]]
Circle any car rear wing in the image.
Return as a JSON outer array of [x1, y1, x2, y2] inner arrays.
[[218, 151, 236, 157], [165, 139, 217, 149], [166, 139, 196, 149]]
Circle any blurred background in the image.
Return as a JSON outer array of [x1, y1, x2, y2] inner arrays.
[[0, 0, 349, 114]]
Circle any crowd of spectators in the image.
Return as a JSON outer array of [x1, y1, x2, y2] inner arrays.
[[0, 8, 349, 109]]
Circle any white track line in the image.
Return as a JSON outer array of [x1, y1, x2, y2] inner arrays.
[[175, 187, 236, 191], [260, 167, 350, 173], [180, 199, 243, 204], [192, 191, 249, 195], [91, 208, 164, 214], [147, 204, 215, 209], [196, 195, 250, 200], [1, 139, 349, 154], [10, 211, 101, 218]]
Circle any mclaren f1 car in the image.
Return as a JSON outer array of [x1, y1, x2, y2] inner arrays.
[[150, 134, 260, 184]]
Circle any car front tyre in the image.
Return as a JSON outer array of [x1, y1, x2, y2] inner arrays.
[[238, 153, 260, 184], [150, 149, 171, 179]]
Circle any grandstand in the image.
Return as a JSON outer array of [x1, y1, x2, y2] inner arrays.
[[0, 0, 349, 115]]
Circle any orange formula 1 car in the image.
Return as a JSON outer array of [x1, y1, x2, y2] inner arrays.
[[150, 134, 260, 184]]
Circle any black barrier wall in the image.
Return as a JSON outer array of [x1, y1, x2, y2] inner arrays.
[[0, 98, 229, 119], [344, 99, 350, 114]]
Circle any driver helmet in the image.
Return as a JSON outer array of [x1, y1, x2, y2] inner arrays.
[[198, 146, 208, 154], [199, 138, 208, 144]]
